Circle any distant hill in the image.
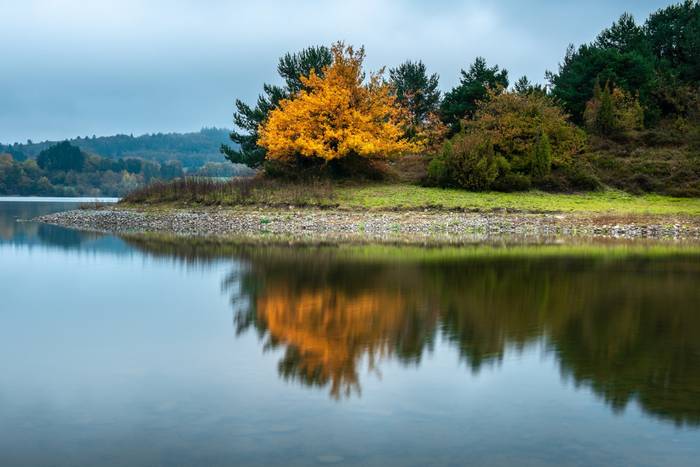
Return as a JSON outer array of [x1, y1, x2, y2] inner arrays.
[[0, 131, 253, 197], [1, 128, 238, 171]]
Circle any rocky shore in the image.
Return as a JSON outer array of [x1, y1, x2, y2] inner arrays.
[[37, 206, 700, 244]]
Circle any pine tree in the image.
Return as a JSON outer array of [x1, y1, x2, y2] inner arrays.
[[222, 46, 333, 168], [596, 82, 616, 136], [594, 13, 646, 53], [514, 75, 547, 96], [440, 57, 508, 135], [388, 60, 440, 126]]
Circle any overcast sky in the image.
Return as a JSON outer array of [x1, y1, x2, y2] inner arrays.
[[0, 0, 674, 144]]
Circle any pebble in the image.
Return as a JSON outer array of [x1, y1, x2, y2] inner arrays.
[[36, 207, 700, 244]]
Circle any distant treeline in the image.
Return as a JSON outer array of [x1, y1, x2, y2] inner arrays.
[[1, 128, 237, 171], [0, 140, 250, 197]]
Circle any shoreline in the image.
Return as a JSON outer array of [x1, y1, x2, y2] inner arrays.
[[37, 206, 700, 245]]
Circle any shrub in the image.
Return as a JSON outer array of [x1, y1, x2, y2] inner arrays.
[[464, 90, 587, 169], [580, 146, 700, 196], [584, 81, 644, 138], [690, 125, 700, 153], [531, 132, 552, 180], [492, 172, 532, 192], [562, 162, 603, 191], [427, 136, 500, 191], [430, 90, 586, 192], [426, 148, 450, 187], [262, 153, 389, 181], [390, 154, 429, 183]]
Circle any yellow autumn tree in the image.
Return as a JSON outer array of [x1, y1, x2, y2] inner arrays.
[[258, 42, 419, 162]]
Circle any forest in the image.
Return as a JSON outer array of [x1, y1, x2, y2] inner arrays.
[[0, 140, 248, 197], [2, 127, 232, 169], [5, 2, 699, 199], [220, 1, 700, 197], [0, 129, 250, 196]]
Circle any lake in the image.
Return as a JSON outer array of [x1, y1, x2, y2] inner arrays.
[[1, 198, 699, 466]]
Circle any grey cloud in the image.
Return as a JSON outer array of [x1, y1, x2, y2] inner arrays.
[[0, 0, 673, 143]]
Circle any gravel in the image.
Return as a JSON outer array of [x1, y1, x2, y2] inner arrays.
[[37, 206, 700, 244]]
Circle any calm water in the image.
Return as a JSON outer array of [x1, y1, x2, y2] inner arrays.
[[1, 199, 700, 466]]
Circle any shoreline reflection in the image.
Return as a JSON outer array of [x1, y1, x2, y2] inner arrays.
[[127, 238, 700, 426]]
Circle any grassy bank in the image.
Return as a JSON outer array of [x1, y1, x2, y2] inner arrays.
[[337, 184, 700, 215], [122, 178, 700, 216]]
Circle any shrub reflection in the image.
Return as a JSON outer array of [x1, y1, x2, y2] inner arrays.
[[128, 239, 700, 426]]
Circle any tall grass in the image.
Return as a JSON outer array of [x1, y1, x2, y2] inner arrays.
[[122, 177, 336, 207]]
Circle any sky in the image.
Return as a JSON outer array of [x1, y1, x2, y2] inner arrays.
[[0, 0, 675, 144]]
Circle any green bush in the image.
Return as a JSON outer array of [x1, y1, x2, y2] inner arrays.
[[563, 162, 603, 191], [426, 146, 451, 186], [492, 172, 532, 192], [427, 135, 499, 191], [531, 132, 552, 180], [428, 90, 589, 193], [536, 161, 603, 192], [536, 173, 568, 192], [584, 82, 645, 139]]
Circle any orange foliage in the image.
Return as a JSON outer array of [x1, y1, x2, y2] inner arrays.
[[256, 286, 426, 398], [258, 42, 420, 161]]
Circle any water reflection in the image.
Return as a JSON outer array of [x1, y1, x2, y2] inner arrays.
[[0, 199, 126, 253], [126, 239, 700, 427]]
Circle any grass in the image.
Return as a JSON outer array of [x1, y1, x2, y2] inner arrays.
[[121, 177, 700, 216], [336, 184, 700, 215]]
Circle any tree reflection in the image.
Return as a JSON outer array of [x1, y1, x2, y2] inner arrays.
[[225, 255, 439, 398], [0, 201, 106, 248], [125, 238, 700, 426], [224, 248, 700, 425]]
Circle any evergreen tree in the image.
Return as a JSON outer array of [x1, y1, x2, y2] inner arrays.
[[595, 12, 647, 53], [222, 46, 333, 169], [645, 0, 700, 83], [388, 60, 441, 126], [514, 76, 547, 96], [584, 80, 645, 137], [548, 42, 654, 123], [531, 131, 552, 180], [277, 47, 336, 94], [440, 57, 508, 135], [595, 82, 616, 136], [36, 141, 85, 171], [6, 146, 27, 162], [549, 4, 700, 124]]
